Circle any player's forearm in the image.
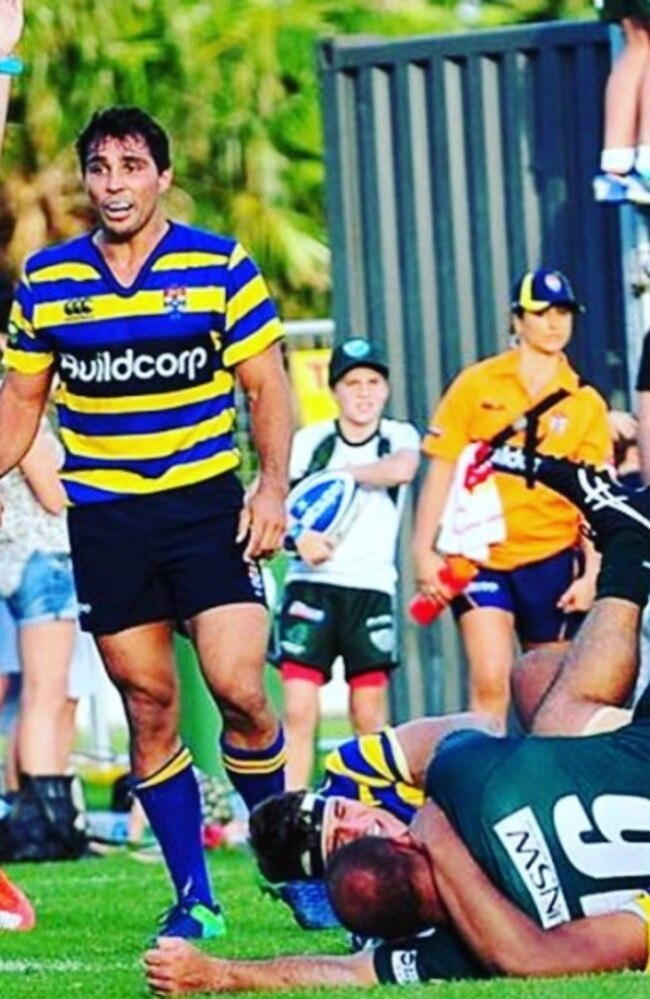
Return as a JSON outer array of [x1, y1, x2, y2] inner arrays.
[[247, 373, 292, 497], [437, 855, 645, 979], [349, 448, 419, 488], [0, 375, 49, 477], [431, 834, 546, 973], [411, 457, 455, 555], [215, 953, 376, 991]]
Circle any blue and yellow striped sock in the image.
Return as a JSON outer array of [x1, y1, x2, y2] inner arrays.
[[220, 726, 286, 812], [134, 746, 215, 907]]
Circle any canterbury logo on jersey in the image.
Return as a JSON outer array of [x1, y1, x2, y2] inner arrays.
[[64, 297, 93, 318], [56, 334, 213, 398]]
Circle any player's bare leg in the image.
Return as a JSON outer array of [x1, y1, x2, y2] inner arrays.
[[487, 448, 650, 732], [529, 598, 639, 734], [189, 603, 285, 808]]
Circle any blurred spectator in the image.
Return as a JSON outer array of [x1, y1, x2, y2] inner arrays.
[[275, 339, 420, 789], [413, 268, 611, 729], [593, 11, 650, 205], [0, 383, 87, 860]]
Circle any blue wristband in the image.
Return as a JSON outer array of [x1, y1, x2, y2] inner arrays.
[[0, 55, 24, 76]]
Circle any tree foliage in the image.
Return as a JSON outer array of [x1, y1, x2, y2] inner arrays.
[[0, 0, 596, 315]]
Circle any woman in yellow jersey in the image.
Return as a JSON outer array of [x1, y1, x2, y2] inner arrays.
[[412, 268, 611, 729]]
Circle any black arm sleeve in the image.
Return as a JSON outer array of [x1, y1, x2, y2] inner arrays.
[[373, 926, 487, 984]]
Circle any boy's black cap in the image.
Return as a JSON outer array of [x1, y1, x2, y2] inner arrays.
[[328, 338, 390, 387]]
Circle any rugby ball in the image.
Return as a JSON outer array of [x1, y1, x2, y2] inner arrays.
[[286, 470, 360, 539]]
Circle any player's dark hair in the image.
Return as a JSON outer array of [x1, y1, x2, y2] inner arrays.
[[327, 837, 430, 939], [75, 106, 171, 173], [249, 791, 327, 882]]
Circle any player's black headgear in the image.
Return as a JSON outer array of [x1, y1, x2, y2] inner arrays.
[[249, 791, 328, 882]]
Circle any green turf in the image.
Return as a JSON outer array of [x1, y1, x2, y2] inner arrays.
[[0, 845, 647, 999]]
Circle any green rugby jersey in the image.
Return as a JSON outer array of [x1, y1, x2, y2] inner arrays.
[[5, 222, 283, 504], [427, 726, 650, 928]]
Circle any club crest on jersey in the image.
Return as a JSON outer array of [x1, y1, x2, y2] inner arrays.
[[549, 414, 568, 434], [163, 285, 187, 317]]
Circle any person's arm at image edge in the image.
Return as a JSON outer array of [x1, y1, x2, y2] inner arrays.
[[19, 427, 67, 514], [637, 391, 650, 485], [0, 369, 53, 479], [0, 0, 23, 154]]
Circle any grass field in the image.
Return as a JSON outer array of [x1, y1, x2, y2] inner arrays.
[[1, 843, 648, 999]]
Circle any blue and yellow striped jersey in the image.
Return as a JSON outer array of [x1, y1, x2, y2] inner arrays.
[[321, 727, 423, 824], [5, 222, 284, 505]]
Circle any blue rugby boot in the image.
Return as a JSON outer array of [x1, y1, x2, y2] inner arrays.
[[156, 899, 226, 940], [261, 878, 340, 930]]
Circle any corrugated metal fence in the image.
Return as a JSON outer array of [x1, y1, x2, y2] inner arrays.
[[319, 20, 646, 719]]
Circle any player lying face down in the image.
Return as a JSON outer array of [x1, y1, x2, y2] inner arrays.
[[249, 712, 499, 886]]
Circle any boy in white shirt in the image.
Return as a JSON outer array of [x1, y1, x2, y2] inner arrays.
[[276, 338, 420, 788]]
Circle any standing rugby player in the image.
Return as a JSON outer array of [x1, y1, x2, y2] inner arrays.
[[0, 105, 292, 939]]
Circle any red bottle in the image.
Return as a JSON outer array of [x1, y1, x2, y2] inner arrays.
[[409, 556, 477, 625]]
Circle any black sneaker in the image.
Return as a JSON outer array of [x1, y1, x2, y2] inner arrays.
[[490, 445, 650, 544]]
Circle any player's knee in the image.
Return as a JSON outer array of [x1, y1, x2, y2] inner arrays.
[[511, 649, 562, 731], [349, 697, 386, 734], [218, 687, 273, 733]]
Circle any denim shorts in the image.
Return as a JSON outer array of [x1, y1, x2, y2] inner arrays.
[[6, 551, 78, 626], [0, 598, 19, 674]]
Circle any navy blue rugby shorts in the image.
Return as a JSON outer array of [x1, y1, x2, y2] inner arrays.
[[67, 472, 266, 636], [451, 546, 585, 644]]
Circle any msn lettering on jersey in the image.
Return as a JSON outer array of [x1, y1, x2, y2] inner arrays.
[[56, 334, 213, 398], [493, 806, 570, 929]]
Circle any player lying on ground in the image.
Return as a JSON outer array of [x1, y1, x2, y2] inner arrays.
[[247, 445, 638, 917], [145, 452, 650, 991]]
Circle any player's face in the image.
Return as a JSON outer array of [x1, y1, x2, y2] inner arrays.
[[322, 797, 408, 860], [334, 368, 389, 428], [512, 304, 574, 356], [84, 134, 172, 243]]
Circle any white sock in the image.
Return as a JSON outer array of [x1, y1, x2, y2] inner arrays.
[[600, 147, 635, 175], [636, 144, 650, 178]]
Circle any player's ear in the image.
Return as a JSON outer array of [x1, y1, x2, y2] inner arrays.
[[158, 168, 173, 195]]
